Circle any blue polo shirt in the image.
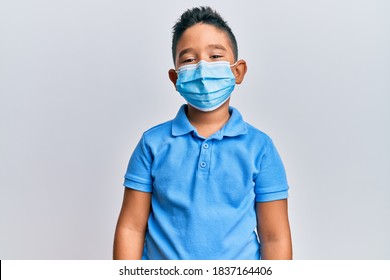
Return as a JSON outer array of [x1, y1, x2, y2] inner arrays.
[[124, 105, 289, 260]]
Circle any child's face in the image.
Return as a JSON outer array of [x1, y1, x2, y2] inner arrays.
[[168, 22, 247, 93], [174, 23, 236, 68]]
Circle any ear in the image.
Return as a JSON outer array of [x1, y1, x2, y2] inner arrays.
[[231, 59, 247, 84], [168, 69, 178, 90]]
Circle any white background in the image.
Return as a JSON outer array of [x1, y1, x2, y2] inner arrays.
[[1, 0, 389, 259]]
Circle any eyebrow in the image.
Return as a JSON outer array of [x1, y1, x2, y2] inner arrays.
[[178, 44, 228, 58], [207, 44, 227, 52], [178, 48, 195, 58]]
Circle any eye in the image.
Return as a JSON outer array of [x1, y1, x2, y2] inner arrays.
[[182, 58, 197, 63], [210, 54, 223, 59]]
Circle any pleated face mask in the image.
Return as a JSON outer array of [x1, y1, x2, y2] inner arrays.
[[175, 60, 237, 112]]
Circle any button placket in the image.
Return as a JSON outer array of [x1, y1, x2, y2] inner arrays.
[[198, 140, 212, 173]]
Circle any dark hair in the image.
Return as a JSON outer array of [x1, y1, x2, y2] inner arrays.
[[171, 6, 238, 64]]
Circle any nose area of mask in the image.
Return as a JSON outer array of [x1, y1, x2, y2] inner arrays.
[[176, 61, 234, 86]]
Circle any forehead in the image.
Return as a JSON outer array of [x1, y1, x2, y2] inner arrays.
[[176, 23, 234, 54]]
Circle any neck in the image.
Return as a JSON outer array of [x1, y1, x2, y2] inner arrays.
[[186, 101, 231, 138]]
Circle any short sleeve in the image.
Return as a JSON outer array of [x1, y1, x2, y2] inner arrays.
[[123, 134, 153, 192], [254, 139, 289, 202]]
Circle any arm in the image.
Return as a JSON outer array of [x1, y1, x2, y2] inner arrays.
[[256, 199, 292, 259], [113, 187, 151, 260]]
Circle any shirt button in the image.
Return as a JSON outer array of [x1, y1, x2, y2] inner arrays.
[[203, 143, 209, 149], [200, 161, 207, 168]]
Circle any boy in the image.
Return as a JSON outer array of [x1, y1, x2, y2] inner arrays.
[[113, 6, 292, 260]]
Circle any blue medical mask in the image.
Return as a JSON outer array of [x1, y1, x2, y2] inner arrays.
[[175, 60, 237, 112]]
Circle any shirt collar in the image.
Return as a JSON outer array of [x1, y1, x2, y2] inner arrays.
[[172, 104, 247, 139], [171, 105, 196, 136]]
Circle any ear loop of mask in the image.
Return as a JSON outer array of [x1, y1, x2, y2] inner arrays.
[[230, 60, 238, 67]]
